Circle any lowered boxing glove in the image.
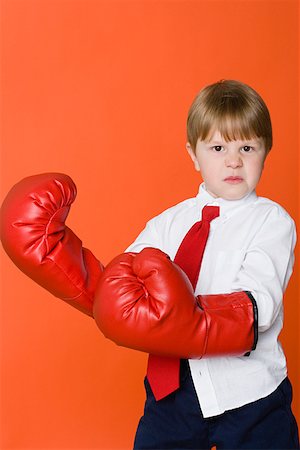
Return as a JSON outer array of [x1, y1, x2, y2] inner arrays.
[[93, 247, 257, 358], [0, 173, 104, 316]]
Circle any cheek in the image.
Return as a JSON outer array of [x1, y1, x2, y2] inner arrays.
[[198, 158, 218, 177], [200, 166, 215, 182], [248, 160, 264, 183]]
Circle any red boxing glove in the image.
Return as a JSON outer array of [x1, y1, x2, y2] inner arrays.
[[0, 173, 104, 316], [93, 247, 257, 358]]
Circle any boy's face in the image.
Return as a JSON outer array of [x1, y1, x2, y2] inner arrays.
[[186, 130, 266, 200]]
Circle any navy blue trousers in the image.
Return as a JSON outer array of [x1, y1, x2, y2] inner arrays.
[[134, 360, 299, 449]]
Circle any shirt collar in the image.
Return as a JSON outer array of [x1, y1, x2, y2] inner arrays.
[[196, 182, 258, 220]]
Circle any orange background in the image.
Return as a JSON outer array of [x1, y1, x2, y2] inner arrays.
[[0, 0, 299, 448]]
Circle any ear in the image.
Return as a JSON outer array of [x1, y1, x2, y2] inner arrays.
[[186, 142, 201, 172]]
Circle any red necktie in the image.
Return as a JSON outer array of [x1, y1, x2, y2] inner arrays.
[[146, 205, 220, 400]]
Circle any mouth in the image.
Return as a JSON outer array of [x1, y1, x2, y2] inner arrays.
[[224, 176, 244, 184]]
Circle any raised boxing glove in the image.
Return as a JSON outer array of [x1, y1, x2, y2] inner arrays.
[[93, 247, 257, 358], [0, 173, 104, 316]]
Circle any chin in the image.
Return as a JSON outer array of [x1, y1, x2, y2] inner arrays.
[[220, 182, 251, 200], [224, 195, 245, 201], [223, 191, 249, 201]]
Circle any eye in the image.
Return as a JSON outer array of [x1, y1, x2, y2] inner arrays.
[[212, 145, 224, 152], [241, 146, 253, 152]]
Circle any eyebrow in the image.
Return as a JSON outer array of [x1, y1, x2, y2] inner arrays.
[[207, 138, 261, 145]]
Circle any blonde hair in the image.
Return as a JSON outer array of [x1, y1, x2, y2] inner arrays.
[[187, 80, 272, 153]]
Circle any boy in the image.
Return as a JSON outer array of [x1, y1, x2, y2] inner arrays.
[[94, 79, 300, 449], [1, 80, 299, 449]]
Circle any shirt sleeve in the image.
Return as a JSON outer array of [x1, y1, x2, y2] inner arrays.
[[231, 207, 296, 332], [125, 218, 162, 253]]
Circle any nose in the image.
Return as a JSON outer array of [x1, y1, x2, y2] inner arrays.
[[225, 154, 243, 168]]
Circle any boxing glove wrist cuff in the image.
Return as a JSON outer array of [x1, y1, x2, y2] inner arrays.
[[197, 290, 258, 358], [244, 290, 258, 355]]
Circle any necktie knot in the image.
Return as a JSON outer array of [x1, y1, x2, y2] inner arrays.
[[202, 205, 220, 223]]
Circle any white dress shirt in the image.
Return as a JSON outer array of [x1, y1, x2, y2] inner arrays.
[[126, 183, 296, 418]]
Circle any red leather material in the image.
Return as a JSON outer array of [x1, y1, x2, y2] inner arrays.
[[0, 173, 104, 316], [93, 247, 255, 357], [197, 292, 255, 357]]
